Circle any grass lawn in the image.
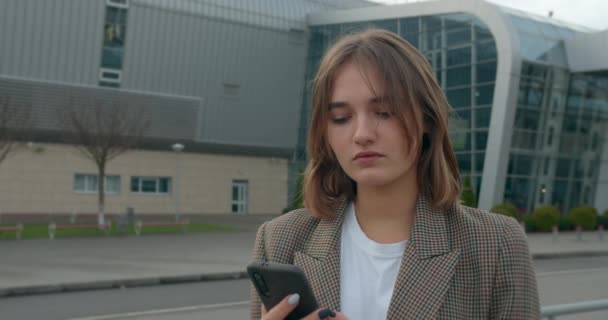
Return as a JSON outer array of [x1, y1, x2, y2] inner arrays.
[[0, 222, 238, 240]]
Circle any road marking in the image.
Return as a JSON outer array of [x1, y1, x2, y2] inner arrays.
[[66, 300, 250, 320], [536, 268, 608, 277]]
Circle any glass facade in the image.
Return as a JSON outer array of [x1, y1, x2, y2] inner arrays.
[[292, 10, 607, 213], [294, 14, 498, 202], [500, 11, 607, 213], [506, 14, 574, 67], [506, 61, 608, 213]]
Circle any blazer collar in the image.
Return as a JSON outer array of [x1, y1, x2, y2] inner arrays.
[[294, 193, 460, 317], [293, 194, 348, 311]]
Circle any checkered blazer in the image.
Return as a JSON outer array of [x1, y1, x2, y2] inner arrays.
[[250, 193, 540, 319]]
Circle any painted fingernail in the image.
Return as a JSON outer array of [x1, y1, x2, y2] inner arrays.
[[288, 293, 300, 305], [318, 308, 336, 319]]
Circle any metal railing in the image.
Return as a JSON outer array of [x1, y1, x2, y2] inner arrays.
[[542, 299, 608, 319]]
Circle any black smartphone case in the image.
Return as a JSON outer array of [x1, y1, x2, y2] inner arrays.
[[247, 261, 319, 320]]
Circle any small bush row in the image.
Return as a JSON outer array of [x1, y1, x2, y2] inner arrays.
[[490, 204, 607, 232]]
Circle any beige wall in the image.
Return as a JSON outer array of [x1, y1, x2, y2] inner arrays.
[[0, 143, 288, 215]]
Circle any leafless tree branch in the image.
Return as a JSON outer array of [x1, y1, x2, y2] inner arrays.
[[58, 99, 150, 225], [0, 96, 32, 165]]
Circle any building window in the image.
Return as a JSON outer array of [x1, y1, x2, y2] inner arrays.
[[547, 126, 554, 146], [231, 180, 249, 214], [591, 133, 599, 151], [100, 2, 128, 87], [476, 61, 497, 83], [99, 68, 122, 84], [74, 174, 120, 194], [447, 47, 471, 67], [588, 161, 595, 178], [447, 87, 471, 108], [447, 66, 471, 87], [131, 176, 171, 194]]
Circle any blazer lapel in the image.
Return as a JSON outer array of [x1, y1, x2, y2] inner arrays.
[[386, 194, 461, 319], [293, 195, 349, 312]]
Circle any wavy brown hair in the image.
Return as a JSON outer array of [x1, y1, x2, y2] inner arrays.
[[302, 29, 461, 218]]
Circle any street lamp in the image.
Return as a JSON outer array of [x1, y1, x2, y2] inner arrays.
[[540, 184, 547, 204], [171, 143, 185, 222]]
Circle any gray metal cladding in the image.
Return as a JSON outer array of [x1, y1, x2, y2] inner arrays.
[[0, 76, 200, 141], [0, 0, 105, 85], [123, 1, 309, 148], [132, 0, 377, 30], [0, 0, 378, 151]]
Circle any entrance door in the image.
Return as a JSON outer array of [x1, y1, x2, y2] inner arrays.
[[231, 180, 248, 214]]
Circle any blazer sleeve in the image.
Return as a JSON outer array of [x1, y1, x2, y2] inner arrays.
[[250, 222, 268, 320], [489, 218, 541, 319]]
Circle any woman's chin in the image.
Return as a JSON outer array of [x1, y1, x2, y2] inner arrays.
[[351, 173, 392, 189]]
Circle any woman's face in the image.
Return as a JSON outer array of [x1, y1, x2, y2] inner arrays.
[[326, 62, 418, 189]]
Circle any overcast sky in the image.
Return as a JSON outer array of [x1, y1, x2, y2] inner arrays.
[[372, 0, 608, 30]]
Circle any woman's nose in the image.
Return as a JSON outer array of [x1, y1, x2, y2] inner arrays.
[[353, 115, 378, 146]]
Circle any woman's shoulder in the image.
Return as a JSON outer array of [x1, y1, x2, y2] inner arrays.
[[454, 204, 520, 227], [448, 204, 526, 248], [265, 207, 320, 231], [255, 207, 321, 254]]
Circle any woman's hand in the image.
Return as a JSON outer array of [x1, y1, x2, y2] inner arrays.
[[261, 293, 348, 320]]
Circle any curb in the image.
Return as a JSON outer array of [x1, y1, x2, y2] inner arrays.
[[532, 250, 608, 260], [2, 251, 608, 298], [0, 271, 248, 298]]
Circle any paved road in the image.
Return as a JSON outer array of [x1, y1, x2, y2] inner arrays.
[[2, 256, 607, 320], [0, 232, 256, 292], [0, 279, 251, 320]]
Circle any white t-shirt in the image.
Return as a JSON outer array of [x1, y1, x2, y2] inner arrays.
[[340, 202, 408, 320]]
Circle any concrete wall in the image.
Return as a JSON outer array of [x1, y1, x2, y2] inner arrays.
[[0, 143, 288, 215]]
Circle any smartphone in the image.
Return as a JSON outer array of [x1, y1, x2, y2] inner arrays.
[[247, 261, 319, 319]]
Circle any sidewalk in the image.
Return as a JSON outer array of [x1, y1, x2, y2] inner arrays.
[[527, 231, 608, 258], [0, 228, 606, 297]]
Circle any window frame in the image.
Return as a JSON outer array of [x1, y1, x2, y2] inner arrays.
[[74, 174, 121, 194], [130, 176, 172, 195]]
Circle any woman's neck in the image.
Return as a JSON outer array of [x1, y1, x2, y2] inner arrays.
[[353, 173, 418, 244]]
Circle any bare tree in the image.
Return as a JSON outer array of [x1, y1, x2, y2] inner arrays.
[[0, 97, 31, 165], [59, 99, 150, 227]]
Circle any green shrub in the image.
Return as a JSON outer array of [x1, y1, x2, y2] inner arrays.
[[598, 214, 608, 229], [597, 215, 608, 230], [519, 214, 536, 232], [460, 176, 477, 207], [283, 171, 305, 215], [490, 203, 518, 218], [531, 206, 560, 232], [558, 215, 573, 231], [568, 206, 598, 230]]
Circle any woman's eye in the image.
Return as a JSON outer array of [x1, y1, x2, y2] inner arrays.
[[331, 117, 349, 124], [376, 111, 391, 119]]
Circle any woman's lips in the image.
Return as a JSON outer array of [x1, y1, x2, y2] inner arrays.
[[353, 153, 384, 164]]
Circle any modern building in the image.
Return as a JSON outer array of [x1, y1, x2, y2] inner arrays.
[[0, 0, 376, 216], [0, 0, 606, 217], [297, 0, 608, 214]]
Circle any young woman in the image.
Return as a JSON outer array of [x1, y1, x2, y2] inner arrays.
[[251, 29, 540, 320]]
